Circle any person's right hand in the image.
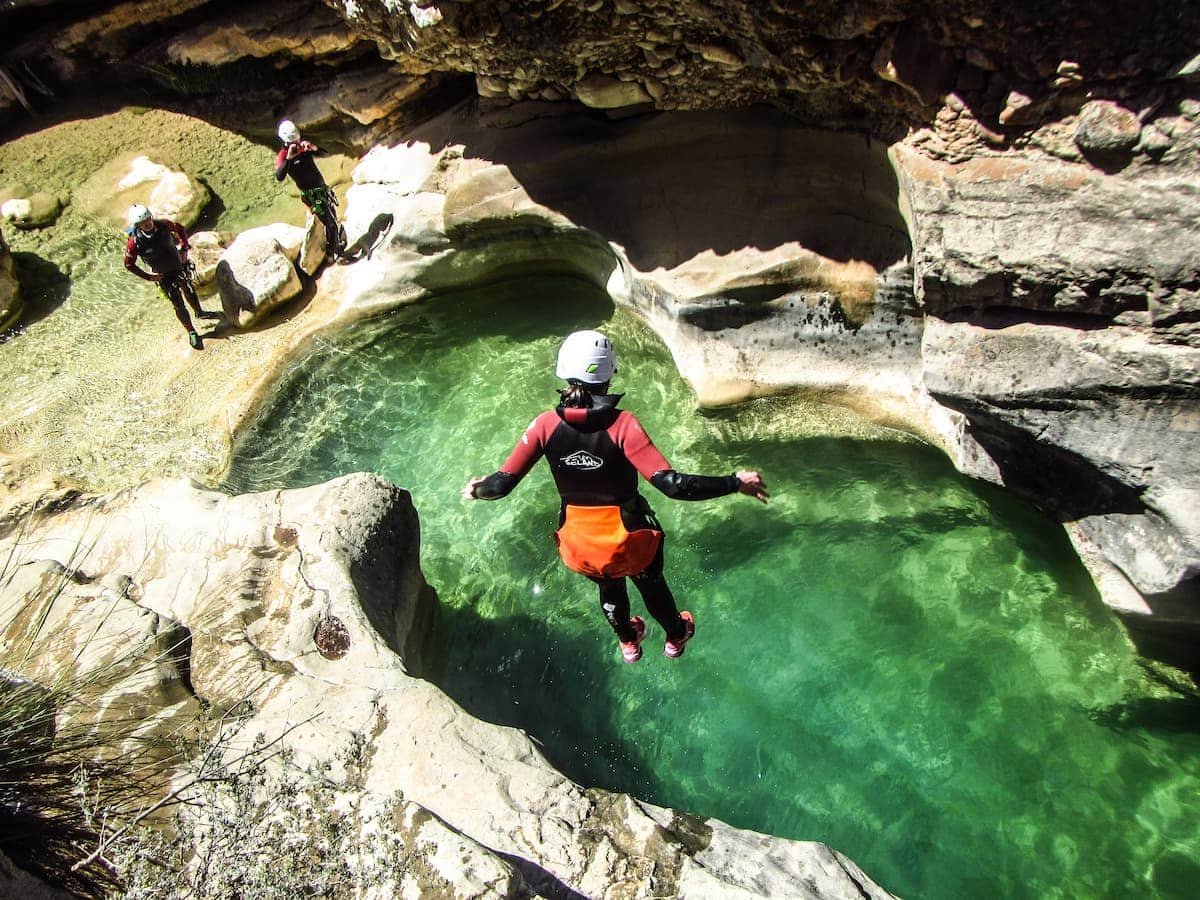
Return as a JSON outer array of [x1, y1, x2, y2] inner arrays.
[[286, 143, 301, 159], [735, 470, 769, 503], [461, 477, 484, 500]]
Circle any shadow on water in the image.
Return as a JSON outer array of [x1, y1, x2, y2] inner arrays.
[[1090, 663, 1200, 737], [190, 190, 226, 232], [424, 600, 671, 804], [1, 253, 70, 340]]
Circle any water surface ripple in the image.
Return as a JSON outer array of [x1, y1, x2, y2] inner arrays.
[[224, 277, 1200, 900]]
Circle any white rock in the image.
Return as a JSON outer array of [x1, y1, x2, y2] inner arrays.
[[118, 156, 210, 228], [216, 230, 303, 327]]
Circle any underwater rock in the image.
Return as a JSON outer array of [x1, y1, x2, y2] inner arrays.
[[77, 154, 210, 229], [116, 156, 210, 228], [0, 192, 61, 229]]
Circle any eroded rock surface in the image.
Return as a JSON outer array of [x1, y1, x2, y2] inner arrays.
[[892, 144, 1200, 662], [0, 473, 895, 899]]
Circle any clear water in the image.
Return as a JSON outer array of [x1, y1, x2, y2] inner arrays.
[[224, 276, 1200, 900]]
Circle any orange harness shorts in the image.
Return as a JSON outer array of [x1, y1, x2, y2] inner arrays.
[[554, 504, 662, 578]]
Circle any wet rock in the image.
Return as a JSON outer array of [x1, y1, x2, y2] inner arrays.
[[116, 156, 210, 229], [0, 192, 62, 229], [215, 229, 303, 327]]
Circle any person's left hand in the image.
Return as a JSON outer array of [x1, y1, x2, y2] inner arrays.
[[735, 470, 770, 504], [461, 477, 484, 500]]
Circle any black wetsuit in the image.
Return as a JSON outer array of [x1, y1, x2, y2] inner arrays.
[[123, 219, 201, 333], [476, 394, 738, 642], [275, 142, 332, 209]]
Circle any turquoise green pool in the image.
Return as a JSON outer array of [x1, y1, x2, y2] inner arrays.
[[224, 276, 1200, 899]]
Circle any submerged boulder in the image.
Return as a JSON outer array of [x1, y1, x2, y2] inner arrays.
[[117, 157, 210, 228], [79, 154, 210, 229], [0, 192, 62, 230]]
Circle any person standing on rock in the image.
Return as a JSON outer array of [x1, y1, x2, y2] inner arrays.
[[273, 119, 345, 260], [462, 330, 769, 663], [123, 204, 213, 351]]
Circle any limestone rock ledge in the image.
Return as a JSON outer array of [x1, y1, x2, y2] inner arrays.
[[323, 105, 1198, 662], [892, 145, 1200, 664], [0, 473, 892, 898]]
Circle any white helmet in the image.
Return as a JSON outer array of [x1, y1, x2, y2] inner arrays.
[[556, 330, 617, 385], [277, 119, 301, 143], [126, 204, 152, 227]]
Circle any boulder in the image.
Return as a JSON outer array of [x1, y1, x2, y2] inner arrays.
[[1073, 100, 1142, 159], [574, 74, 652, 109], [0, 193, 62, 230], [215, 229, 303, 328], [231, 221, 324, 276], [185, 230, 231, 288], [116, 156, 210, 228]]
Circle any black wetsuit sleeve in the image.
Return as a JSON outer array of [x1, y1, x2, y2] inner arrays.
[[474, 471, 522, 500], [650, 470, 739, 501]]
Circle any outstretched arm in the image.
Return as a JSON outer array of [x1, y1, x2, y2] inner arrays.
[[617, 411, 769, 503], [649, 469, 769, 503], [462, 412, 553, 501], [462, 471, 521, 500]]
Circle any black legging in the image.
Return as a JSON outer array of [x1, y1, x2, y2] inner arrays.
[[159, 272, 201, 333], [589, 537, 688, 643]]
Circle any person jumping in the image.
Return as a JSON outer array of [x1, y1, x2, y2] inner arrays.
[[462, 329, 769, 663], [123, 204, 214, 350], [274, 119, 345, 260]]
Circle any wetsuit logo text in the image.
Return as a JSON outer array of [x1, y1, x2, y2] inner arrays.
[[561, 451, 604, 470]]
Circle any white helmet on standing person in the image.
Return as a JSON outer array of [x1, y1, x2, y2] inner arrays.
[[556, 330, 617, 385], [277, 119, 301, 143], [126, 204, 152, 228]]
